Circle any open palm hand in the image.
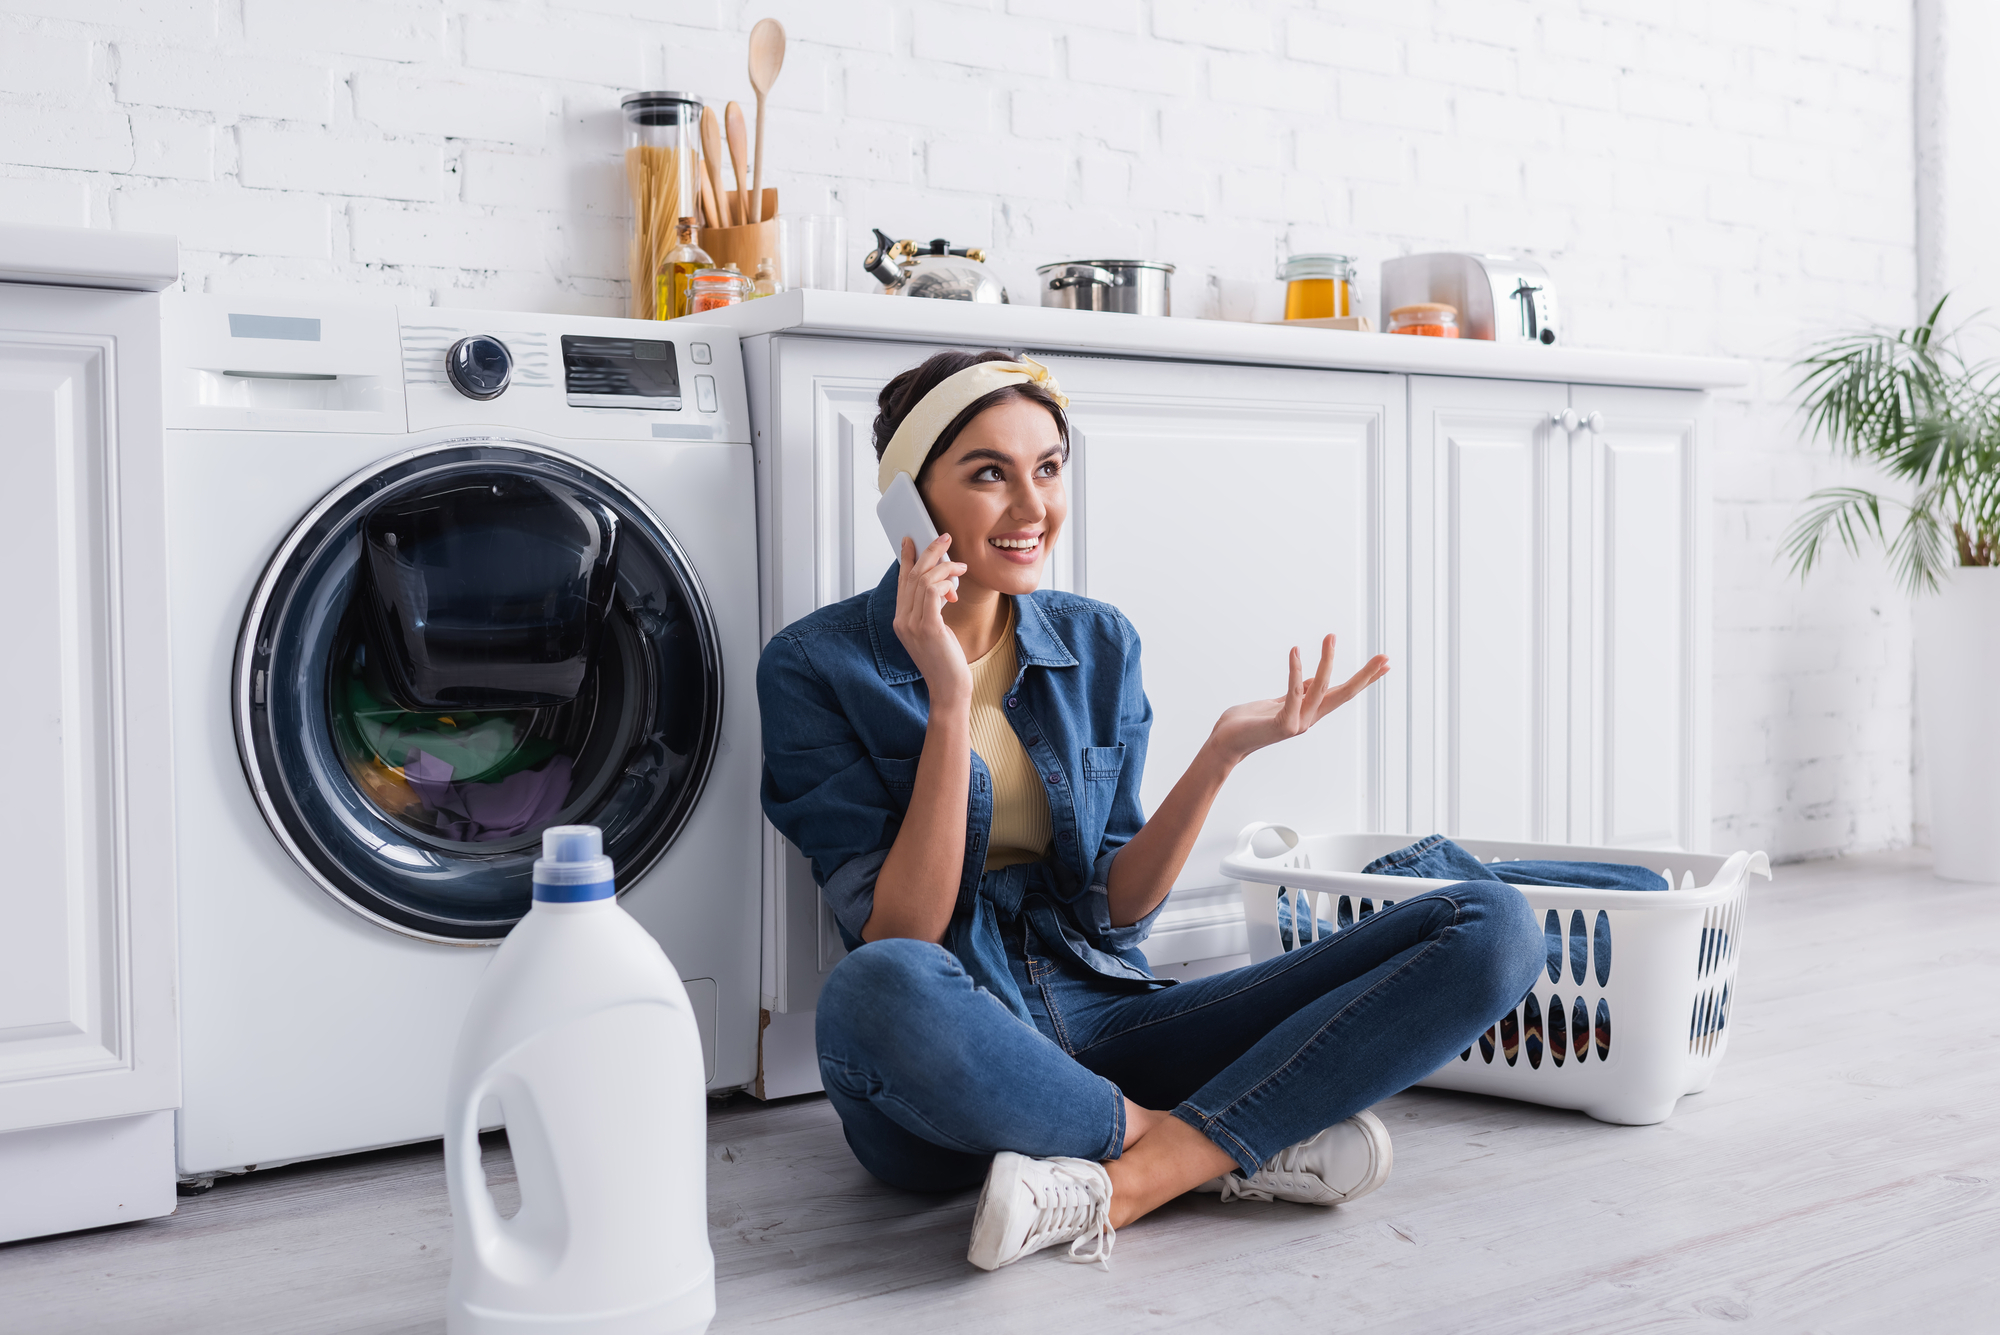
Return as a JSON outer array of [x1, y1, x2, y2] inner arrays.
[[1210, 635, 1390, 764]]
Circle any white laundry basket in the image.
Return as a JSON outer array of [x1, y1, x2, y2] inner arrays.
[[1221, 825, 1772, 1126]]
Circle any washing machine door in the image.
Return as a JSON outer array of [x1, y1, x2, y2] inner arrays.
[[237, 440, 721, 942]]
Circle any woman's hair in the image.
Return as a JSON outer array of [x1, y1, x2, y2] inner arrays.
[[871, 348, 1071, 484]]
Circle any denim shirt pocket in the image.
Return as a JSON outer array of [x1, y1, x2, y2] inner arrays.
[[870, 754, 921, 794], [1081, 743, 1126, 781]]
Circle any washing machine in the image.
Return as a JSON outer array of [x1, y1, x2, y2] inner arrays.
[[163, 295, 761, 1179]]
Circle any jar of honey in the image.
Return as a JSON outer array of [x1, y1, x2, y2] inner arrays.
[[1388, 303, 1460, 338], [1279, 253, 1356, 320]]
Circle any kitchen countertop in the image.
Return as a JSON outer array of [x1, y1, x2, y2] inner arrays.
[[681, 290, 1751, 391]]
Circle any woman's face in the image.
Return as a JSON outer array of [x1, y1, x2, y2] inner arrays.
[[919, 394, 1068, 598]]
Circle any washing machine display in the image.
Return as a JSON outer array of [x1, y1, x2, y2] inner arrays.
[[237, 440, 721, 942], [562, 333, 682, 410]]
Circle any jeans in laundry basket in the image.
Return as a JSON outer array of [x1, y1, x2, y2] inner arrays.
[[1362, 834, 1669, 892], [1277, 835, 1672, 968], [1363, 835, 1689, 995]]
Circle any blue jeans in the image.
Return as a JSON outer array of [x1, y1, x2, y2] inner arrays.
[[815, 881, 1545, 1191], [1362, 833, 1668, 892]]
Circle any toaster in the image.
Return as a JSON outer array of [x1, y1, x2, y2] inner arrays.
[[1378, 252, 1560, 344]]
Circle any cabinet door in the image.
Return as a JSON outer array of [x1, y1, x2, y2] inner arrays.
[[1569, 384, 1708, 850], [0, 287, 176, 1133], [1409, 375, 1573, 843], [756, 335, 914, 1015], [1042, 355, 1406, 957]]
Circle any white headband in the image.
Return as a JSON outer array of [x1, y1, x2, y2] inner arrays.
[[875, 356, 1068, 495]]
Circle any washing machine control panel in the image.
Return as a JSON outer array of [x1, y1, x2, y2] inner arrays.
[[403, 309, 750, 443], [160, 295, 751, 443]]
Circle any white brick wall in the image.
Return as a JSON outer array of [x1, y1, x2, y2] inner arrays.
[[0, 0, 1920, 861]]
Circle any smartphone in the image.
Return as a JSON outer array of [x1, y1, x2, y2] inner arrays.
[[876, 471, 957, 592]]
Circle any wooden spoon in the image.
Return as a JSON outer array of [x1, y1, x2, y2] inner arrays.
[[725, 101, 751, 231], [697, 168, 722, 234], [747, 18, 785, 224], [698, 104, 731, 226]]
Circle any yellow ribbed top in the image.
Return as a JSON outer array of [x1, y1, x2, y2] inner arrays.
[[967, 605, 1051, 871]]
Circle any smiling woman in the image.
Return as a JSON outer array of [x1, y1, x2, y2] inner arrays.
[[755, 348, 1544, 1274]]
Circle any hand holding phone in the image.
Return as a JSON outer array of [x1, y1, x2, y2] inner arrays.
[[877, 472, 957, 591]]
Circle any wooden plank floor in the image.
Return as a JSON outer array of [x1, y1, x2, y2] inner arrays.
[[4, 850, 1994, 1332]]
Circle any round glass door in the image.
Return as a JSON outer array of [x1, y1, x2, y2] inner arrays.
[[237, 440, 721, 942]]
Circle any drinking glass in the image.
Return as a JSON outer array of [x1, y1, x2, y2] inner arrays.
[[787, 215, 848, 292]]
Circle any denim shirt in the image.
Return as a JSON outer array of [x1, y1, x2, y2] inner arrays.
[[757, 563, 1174, 1026]]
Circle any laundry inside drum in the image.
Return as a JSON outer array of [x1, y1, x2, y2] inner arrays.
[[328, 603, 643, 849], [325, 468, 647, 852]]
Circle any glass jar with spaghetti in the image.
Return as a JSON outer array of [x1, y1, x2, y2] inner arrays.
[[1388, 303, 1460, 338], [622, 91, 703, 321], [1279, 253, 1357, 320]]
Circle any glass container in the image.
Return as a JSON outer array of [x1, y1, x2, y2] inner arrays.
[[751, 257, 778, 298], [654, 218, 711, 321], [788, 214, 848, 291], [656, 219, 713, 321], [1280, 253, 1357, 320], [687, 266, 752, 314], [622, 91, 702, 320], [1388, 303, 1460, 337]]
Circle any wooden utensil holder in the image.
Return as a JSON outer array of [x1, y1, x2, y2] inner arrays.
[[698, 189, 782, 288]]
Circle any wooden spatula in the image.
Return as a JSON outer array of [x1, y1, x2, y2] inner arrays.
[[747, 18, 785, 224], [725, 102, 751, 231], [699, 104, 730, 226]]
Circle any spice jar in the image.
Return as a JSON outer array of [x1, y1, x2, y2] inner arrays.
[[623, 91, 703, 320], [1279, 253, 1357, 320], [687, 266, 751, 313], [1388, 303, 1460, 338]]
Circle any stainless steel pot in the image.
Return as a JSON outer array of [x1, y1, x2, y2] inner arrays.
[[1036, 259, 1174, 316]]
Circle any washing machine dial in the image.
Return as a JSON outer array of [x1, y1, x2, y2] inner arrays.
[[446, 335, 513, 401]]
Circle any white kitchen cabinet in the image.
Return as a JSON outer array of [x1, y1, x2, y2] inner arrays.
[[0, 225, 180, 1242], [1568, 384, 1710, 851], [1038, 354, 1406, 958], [1409, 375, 1708, 850], [1409, 376, 1574, 843], [743, 334, 913, 1094]]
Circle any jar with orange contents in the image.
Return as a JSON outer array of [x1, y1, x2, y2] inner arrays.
[[1388, 303, 1460, 338], [687, 266, 751, 314], [1279, 253, 1357, 320]]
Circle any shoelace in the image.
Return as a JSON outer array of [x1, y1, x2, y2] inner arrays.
[[1018, 1162, 1116, 1271], [1216, 1139, 1320, 1203]]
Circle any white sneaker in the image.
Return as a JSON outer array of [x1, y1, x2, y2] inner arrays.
[[1193, 1109, 1393, 1207], [966, 1152, 1116, 1271]]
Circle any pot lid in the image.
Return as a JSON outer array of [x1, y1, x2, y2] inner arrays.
[[1036, 259, 1177, 274]]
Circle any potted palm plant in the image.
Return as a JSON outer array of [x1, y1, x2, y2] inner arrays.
[[1787, 299, 2000, 881]]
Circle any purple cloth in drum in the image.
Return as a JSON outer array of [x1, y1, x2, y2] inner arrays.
[[404, 748, 573, 842]]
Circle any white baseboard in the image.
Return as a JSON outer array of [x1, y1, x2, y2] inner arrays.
[[1144, 882, 1249, 967], [0, 1109, 177, 1244]]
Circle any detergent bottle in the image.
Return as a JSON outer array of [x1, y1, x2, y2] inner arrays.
[[445, 826, 714, 1335]]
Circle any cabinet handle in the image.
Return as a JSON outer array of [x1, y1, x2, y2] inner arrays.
[[1583, 411, 1604, 432], [1552, 408, 1580, 431]]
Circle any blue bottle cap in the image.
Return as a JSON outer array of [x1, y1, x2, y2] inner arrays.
[[533, 824, 616, 902]]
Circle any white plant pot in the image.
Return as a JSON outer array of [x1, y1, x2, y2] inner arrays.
[[1915, 566, 2000, 882]]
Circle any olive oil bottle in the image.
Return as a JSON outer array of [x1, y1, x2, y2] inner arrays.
[[655, 217, 712, 320]]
